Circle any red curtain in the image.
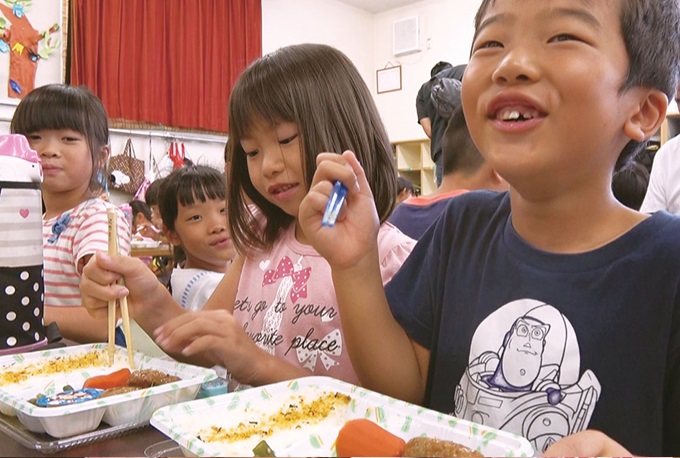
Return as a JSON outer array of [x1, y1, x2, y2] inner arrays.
[[69, 0, 262, 133]]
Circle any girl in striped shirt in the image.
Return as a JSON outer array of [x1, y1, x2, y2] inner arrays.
[[11, 84, 130, 343]]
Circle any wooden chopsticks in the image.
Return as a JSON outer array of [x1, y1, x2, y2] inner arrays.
[[106, 209, 135, 369]]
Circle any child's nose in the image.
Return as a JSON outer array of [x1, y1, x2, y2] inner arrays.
[[261, 148, 285, 178], [208, 213, 227, 233], [492, 46, 540, 85], [38, 139, 60, 157]]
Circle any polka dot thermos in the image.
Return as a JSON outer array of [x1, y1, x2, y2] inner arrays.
[[0, 134, 47, 355]]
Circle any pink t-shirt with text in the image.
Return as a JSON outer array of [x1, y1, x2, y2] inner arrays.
[[234, 222, 415, 386]]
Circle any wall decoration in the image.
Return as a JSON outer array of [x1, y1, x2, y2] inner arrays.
[[0, 0, 60, 98], [376, 64, 402, 94]]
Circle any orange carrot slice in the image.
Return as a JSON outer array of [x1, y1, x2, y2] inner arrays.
[[335, 418, 406, 457]]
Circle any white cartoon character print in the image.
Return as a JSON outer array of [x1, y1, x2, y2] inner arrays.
[[454, 299, 601, 453]]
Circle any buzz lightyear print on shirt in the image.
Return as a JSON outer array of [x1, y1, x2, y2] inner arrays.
[[455, 299, 601, 453]]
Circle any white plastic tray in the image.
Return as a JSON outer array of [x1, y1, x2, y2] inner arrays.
[[0, 343, 216, 439], [151, 376, 534, 457]]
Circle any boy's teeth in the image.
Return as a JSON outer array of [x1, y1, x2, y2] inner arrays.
[[502, 110, 521, 121], [499, 109, 539, 121]]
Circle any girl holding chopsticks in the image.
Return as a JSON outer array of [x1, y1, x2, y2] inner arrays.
[[11, 84, 131, 343], [80, 43, 414, 389]]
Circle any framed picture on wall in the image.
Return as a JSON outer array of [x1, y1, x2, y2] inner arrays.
[[376, 65, 402, 94]]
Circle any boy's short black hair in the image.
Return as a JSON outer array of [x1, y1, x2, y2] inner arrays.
[[472, 0, 680, 170], [441, 106, 484, 176], [158, 165, 226, 232]]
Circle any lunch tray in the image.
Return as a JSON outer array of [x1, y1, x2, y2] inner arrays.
[[152, 376, 535, 457], [0, 343, 216, 438]]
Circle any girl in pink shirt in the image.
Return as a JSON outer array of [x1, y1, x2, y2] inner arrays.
[[79, 44, 414, 388]]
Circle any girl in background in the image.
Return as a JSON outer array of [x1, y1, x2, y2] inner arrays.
[[79, 43, 414, 388], [11, 84, 130, 343], [144, 177, 166, 231], [130, 199, 158, 241], [158, 164, 235, 311]]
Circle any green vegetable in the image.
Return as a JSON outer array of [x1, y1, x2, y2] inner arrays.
[[63, 384, 74, 392], [252, 439, 275, 457]]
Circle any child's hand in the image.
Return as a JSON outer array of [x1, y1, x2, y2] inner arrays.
[[136, 223, 160, 240], [80, 252, 158, 320], [153, 310, 263, 382], [299, 150, 380, 271]]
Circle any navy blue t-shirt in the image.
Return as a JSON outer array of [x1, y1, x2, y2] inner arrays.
[[386, 191, 680, 456], [388, 198, 454, 240]]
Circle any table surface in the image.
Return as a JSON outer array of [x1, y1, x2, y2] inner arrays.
[[0, 425, 172, 457]]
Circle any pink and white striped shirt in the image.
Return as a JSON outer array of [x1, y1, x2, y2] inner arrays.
[[42, 199, 131, 307]]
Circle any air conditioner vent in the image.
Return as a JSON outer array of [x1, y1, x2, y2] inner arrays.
[[393, 16, 421, 57]]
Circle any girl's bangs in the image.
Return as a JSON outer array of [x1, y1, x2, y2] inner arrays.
[[176, 171, 226, 207], [13, 93, 88, 135]]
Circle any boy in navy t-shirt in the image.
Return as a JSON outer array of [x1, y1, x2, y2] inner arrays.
[[299, 0, 680, 455]]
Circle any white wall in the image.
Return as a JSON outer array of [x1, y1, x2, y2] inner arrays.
[[262, 0, 482, 141], [372, 0, 482, 141], [262, 0, 374, 82]]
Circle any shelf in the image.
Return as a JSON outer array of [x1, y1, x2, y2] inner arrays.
[[392, 138, 436, 196]]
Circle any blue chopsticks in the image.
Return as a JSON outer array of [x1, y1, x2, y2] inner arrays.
[[321, 180, 347, 227]]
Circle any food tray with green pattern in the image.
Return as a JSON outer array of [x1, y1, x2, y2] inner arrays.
[[151, 376, 534, 457], [0, 343, 216, 438]]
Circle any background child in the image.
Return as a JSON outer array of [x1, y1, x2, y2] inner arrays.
[[389, 105, 506, 239], [640, 83, 680, 214], [159, 164, 234, 311], [129, 199, 157, 241], [298, 0, 680, 455], [144, 177, 166, 231], [79, 43, 415, 389], [142, 177, 174, 283], [395, 176, 415, 205], [11, 84, 131, 343], [611, 159, 650, 210]]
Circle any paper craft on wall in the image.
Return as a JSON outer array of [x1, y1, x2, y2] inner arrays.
[[0, 0, 60, 98]]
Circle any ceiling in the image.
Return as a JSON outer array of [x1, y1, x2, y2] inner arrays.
[[336, 0, 420, 14]]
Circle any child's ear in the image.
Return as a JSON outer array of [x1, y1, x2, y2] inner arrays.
[[624, 89, 668, 142], [164, 227, 182, 247], [97, 145, 111, 172]]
